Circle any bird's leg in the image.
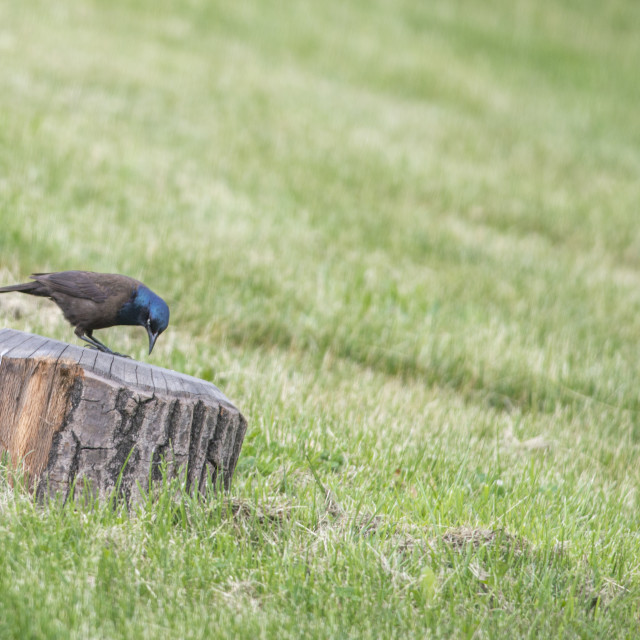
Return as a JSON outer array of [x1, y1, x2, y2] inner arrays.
[[83, 331, 112, 352], [78, 330, 131, 358]]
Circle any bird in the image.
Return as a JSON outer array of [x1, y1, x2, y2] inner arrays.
[[0, 270, 170, 357]]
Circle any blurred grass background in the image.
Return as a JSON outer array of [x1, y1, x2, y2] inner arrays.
[[1, 0, 640, 637]]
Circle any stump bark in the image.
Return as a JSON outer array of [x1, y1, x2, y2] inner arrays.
[[0, 328, 247, 503]]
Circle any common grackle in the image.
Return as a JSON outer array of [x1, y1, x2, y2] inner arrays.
[[0, 271, 170, 356]]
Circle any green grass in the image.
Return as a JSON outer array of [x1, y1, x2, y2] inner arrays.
[[1, 0, 640, 636]]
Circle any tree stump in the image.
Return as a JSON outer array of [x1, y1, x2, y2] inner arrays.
[[0, 328, 247, 503]]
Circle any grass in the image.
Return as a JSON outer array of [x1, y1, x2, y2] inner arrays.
[[1, 0, 640, 636]]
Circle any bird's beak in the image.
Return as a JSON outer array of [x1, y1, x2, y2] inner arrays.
[[147, 327, 159, 354]]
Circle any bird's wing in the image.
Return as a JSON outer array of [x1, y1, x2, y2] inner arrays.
[[31, 271, 115, 303]]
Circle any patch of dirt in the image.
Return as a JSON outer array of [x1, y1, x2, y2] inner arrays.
[[502, 425, 553, 452], [440, 526, 526, 553], [222, 497, 297, 526]]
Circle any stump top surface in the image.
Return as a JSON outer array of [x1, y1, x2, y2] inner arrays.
[[0, 328, 232, 406]]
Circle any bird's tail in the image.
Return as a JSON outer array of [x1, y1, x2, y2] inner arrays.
[[0, 281, 47, 296]]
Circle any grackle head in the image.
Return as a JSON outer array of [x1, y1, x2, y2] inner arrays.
[[144, 293, 170, 354], [118, 285, 170, 354]]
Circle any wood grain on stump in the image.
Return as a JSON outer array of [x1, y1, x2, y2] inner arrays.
[[0, 328, 247, 503]]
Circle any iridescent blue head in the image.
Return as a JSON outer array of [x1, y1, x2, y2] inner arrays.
[[116, 285, 170, 354]]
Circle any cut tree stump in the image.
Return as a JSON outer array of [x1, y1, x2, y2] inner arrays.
[[0, 328, 247, 503]]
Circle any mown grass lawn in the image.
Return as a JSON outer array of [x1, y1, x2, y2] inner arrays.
[[1, 0, 640, 637]]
